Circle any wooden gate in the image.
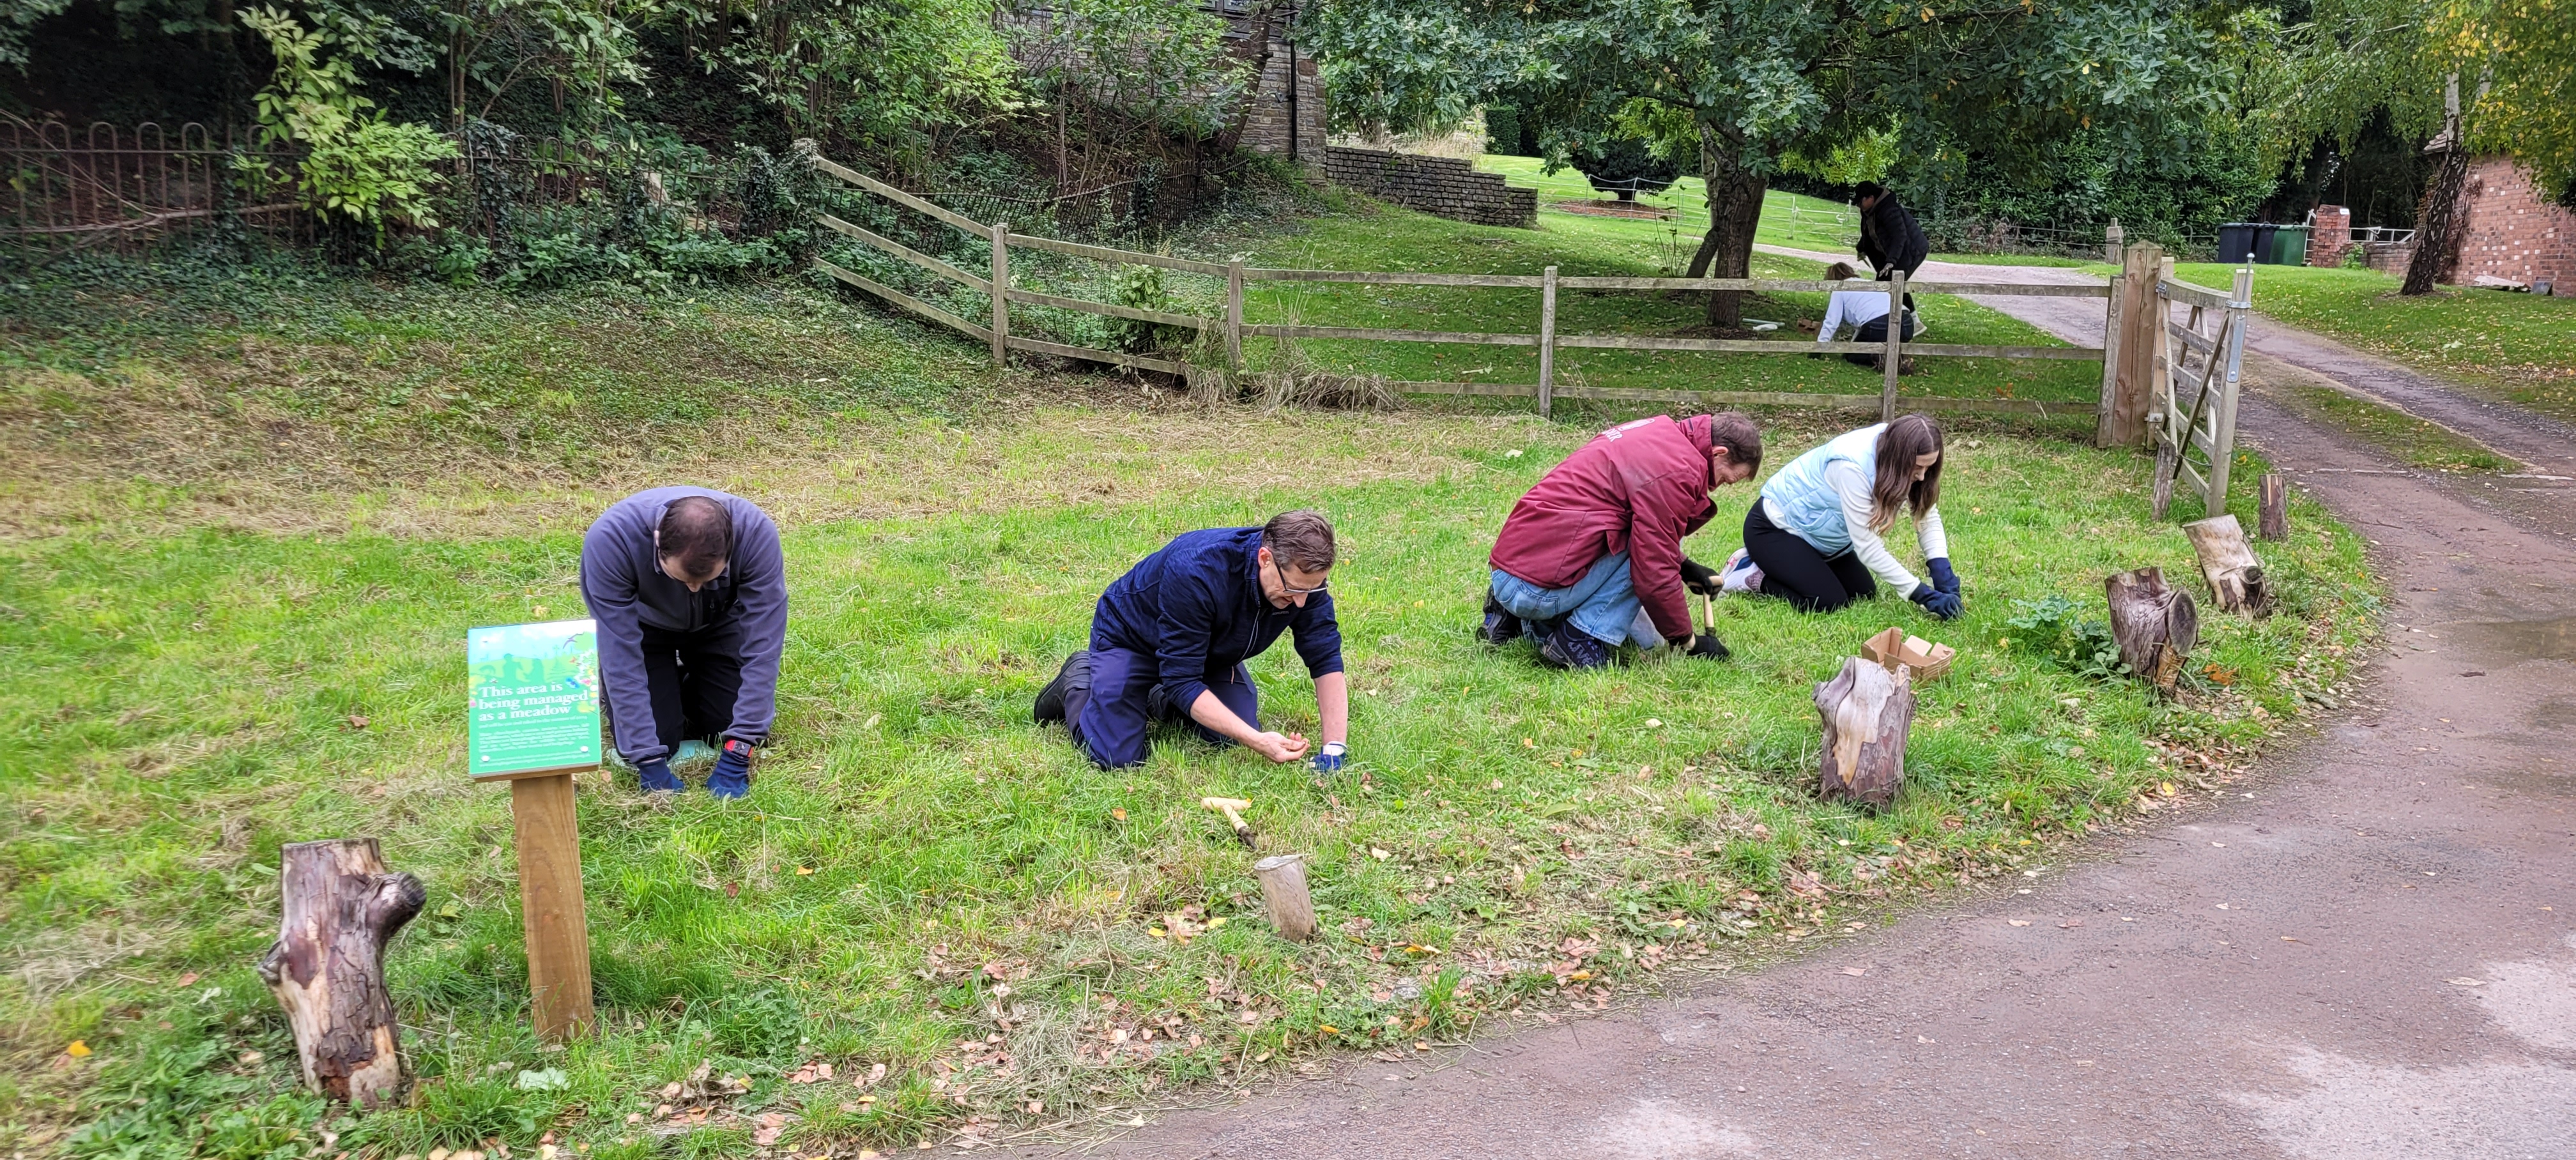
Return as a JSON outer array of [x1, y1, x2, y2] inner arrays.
[[2097, 242, 2254, 519]]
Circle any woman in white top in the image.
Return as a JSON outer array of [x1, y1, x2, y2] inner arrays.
[[1815, 261, 1917, 369], [1721, 413, 1963, 618]]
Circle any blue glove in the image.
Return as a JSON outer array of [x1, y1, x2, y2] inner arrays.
[[1928, 556, 1959, 596], [637, 759, 684, 793], [707, 739, 754, 799], [1910, 582, 1963, 621], [1314, 742, 1347, 774]]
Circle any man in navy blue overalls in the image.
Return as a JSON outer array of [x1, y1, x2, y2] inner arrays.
[[1034, 510, 1351, 772]]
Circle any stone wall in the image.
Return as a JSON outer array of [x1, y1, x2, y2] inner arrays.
[[2450, 156, 2573, 294], [1322, 146, 1537, 228]]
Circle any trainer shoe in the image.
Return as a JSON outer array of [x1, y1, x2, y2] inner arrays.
[[1033, 650, 1090, 726], [1478, 592, 1524, 646], [1537, 620, 1614, 670], [1720, 548, 1764, 596]]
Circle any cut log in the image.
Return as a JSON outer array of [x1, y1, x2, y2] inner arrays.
[[1814, 657, 1915, 808], [1253, 854, 1316, 942], [2258, 473, 2288, 541], [2105, 567, 2200, 694], [256, 839, 425, 1108], [2184, 514, 2274, 616]]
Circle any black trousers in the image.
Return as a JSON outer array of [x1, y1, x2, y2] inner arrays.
[[1844, 312, 1920, 367], [1744, 503, 1877, 613], [629, 621, 746, 756]]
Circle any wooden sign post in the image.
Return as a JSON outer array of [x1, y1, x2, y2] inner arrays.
[[467, 619, 600, 1041]]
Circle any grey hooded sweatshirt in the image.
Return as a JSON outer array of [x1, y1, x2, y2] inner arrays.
[[579, 486, 787, 767]]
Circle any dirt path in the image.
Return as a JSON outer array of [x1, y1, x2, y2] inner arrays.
[[999, 262, 2576, 1159]]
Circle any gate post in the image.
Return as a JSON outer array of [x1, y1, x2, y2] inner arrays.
[[2097, 241, 2162, 448], [1879, 270, 1907, 422]]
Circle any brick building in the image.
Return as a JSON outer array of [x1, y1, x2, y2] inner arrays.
[[2315, 156, 2573, 294], [1215, 0, 1325, 175]]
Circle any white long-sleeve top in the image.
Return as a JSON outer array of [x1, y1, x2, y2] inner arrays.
[[1815, 283, 1899, 344], [1762, 459, 1949, 593]]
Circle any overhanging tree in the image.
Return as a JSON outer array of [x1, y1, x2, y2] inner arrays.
[[1307, 0, 2228, 325]]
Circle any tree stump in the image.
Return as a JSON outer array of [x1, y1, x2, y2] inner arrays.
[[2184, 514, 2274, 616], [1814, 656, 1915, 808], [2258, 473, 2288, 541], [2106, 567, 2200, 694], [256, 839, 425, 1108], [1253, 854, 1316, 942]]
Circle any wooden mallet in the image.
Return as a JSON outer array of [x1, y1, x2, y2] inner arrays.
[[1200, 796, 1255, 847]]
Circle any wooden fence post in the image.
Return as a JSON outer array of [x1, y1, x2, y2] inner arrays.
[[2095, 264, 2125, 446], [2258, 473, 2288, 540], [2098, 242, 2162, 448], [511, 773, 594, 1040], [1879, 271, 1906, 422], [1537, 264, 1559, 418], [1225, 259, 1246, 372], [989, 222, 1010, 369]]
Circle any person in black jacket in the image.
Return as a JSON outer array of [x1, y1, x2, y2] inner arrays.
[[1853, 181, 1929, 282]]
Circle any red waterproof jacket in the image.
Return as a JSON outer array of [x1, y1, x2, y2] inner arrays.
[[1490, 414, 1718, 641]]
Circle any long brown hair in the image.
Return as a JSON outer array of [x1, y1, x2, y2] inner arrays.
[[1869, 413, 1943, 532]]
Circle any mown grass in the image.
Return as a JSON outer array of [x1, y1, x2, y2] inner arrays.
[[2167, 263, 2576, 426], [1, 200, 2376, 1158], [2264, 381, 2517, 473]]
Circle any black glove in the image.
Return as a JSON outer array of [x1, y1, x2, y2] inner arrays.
[[1910, 582, 1963, 621], [1683, 632, 1731, 660], [708, 738, 755, 799], [638, 759, 683, 792], [1928, 556, 1959, 596], [1679, 556, 1721, 597]]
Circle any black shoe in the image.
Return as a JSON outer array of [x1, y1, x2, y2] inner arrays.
[[1034, 650, 1090, 726], [1479, 592, 1524, 646], [1538, 620, 1613, 670]]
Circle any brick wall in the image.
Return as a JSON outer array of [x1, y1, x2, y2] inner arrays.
[[2450, 156, 2575, 294], [1323, 146, 1538, 228], [1238, 45, 1325, 176], [2309, 205, 2352, 268]]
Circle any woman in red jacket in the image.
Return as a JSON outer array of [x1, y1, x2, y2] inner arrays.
[[1483, 413, 1763, 669]]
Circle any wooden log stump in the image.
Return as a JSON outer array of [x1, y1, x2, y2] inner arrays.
[[1253, 854, 1316, 942], [256, 839, 425, 1108], [2184, 514, 2274, 616], [2106, 567, 2200, 694], [2258, 473, 2288, 541], [1814, 657, 1915, 808]]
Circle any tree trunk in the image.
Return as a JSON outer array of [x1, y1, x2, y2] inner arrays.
[[2105, 567, 2200, 694], [256, 839, 425, 1109], [1814, 657, 1915, 808], [2184, 514, 2274, 616], [2404, 75, 2468, 296], [1685, 124, 1765, 328]]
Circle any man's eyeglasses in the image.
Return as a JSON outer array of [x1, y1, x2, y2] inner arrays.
[[1272, 556, 1329, 597]]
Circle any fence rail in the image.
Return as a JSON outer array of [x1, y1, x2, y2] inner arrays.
[[807, 153, 2123, 422]]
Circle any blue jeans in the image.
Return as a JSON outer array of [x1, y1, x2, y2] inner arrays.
[[1489, 551, 1664, 648], [1070, 646, 1262, 768]]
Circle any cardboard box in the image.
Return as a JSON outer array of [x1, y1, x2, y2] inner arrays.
[[1863, 627, 1955, 682]]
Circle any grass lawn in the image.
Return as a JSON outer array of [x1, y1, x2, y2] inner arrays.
[[1, 207, 2375, 1157], [2169, 263, 2576, 427], [1222, 190, 2098, 412]]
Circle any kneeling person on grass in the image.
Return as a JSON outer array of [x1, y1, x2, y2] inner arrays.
[[1482, 413, 1763, 669], [1722, 413, 1963, 620], [581, 487, 787, 798], [1034, 510, 1351, 772]]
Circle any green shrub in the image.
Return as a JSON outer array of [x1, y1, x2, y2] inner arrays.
[[2005, 595, 2129, 680]]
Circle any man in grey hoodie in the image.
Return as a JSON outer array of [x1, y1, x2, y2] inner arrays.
[[579, 487, 787, 797]]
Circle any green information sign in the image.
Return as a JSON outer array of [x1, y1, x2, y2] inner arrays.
[[468, 618, 602, 779]]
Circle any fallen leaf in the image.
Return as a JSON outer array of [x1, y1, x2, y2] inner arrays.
[[1111, 807, 1127, 821], [1370, 847, 1390, 860], [751, 1112, 786, 1147], [2280, 937, 2301, 943], [1841, 967, 1866, 977], [2216, 903, 2232, 910], [1414, 1041, 1430, 1051], [174, 972, 199, 988], [2060, 920, 2085, 928], [2007, 920, 2032, 927], [1318, 1024, 1340, 1034], [238, 1050, 263, 1064], [724, 882, 740, 898], [1917, 1035, 1935, 1043], [346, 714, 370, 729], [65, 1041, 90, 1058], [2448, 977, 2485, 986], [1644, 718, 1662, 729], [795, 866, 813, 876], [1521, 737, 1535, 748]]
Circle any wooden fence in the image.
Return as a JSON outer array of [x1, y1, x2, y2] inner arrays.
[[2107, 244, 2255, 519], [810, 153, 2129, 423]]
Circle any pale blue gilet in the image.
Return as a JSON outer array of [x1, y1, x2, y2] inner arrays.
[[1759, 424, 1887, 556]]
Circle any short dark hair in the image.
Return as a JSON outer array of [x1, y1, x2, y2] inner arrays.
[[658, 495, 733, 580], [1853, 181, 1887, 201], [1706, 411, 1763, 472], [1261, 509, 1336, 573]]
